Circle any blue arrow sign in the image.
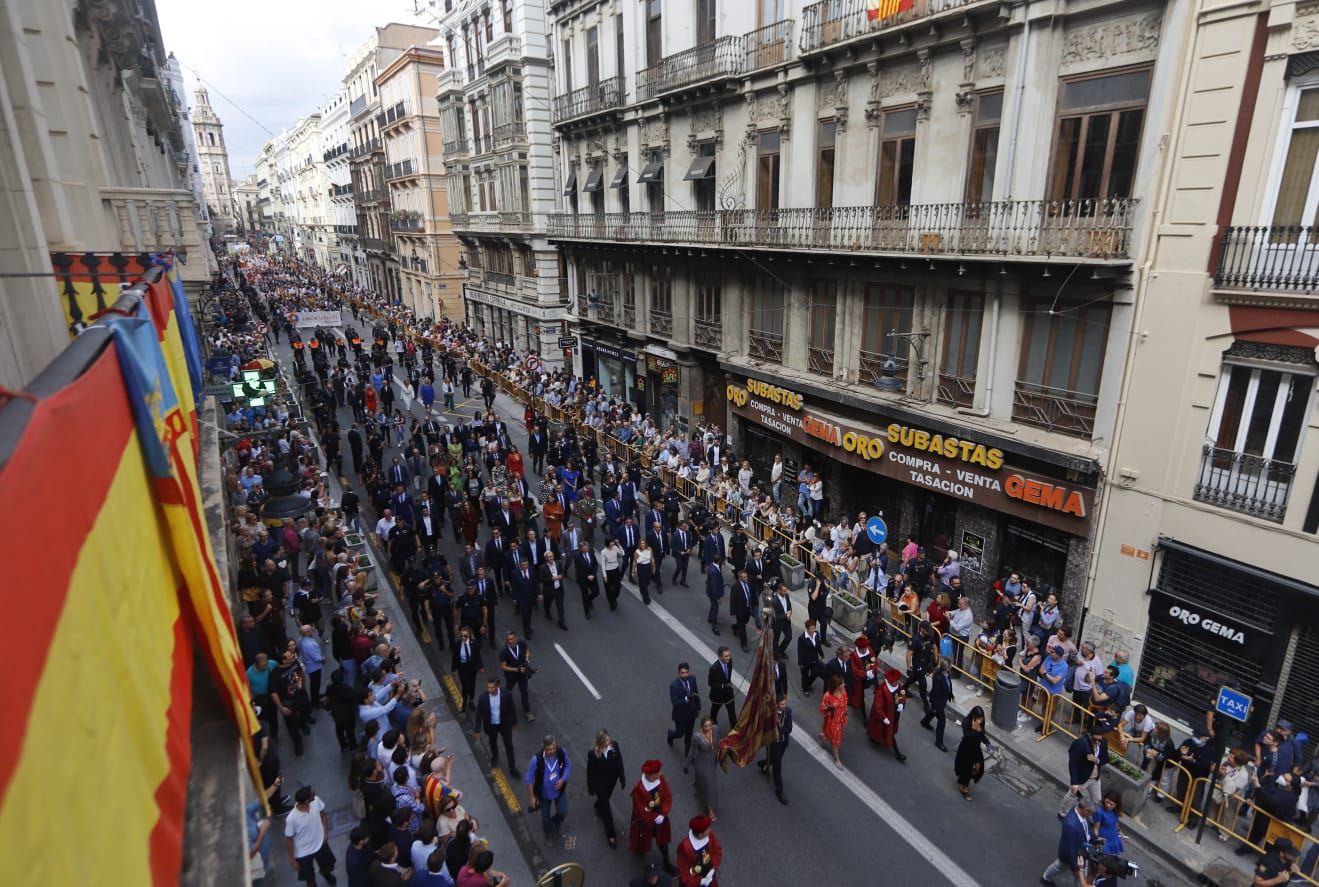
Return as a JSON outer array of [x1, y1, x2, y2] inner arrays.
[[1215, 686, 1252, 723], [866, 516, 889, 546]]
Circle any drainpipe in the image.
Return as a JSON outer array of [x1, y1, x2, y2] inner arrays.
[[1002, 0, 1032, 200]]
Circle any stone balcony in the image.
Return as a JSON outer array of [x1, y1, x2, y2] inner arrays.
[[100, 187, 209, 284]]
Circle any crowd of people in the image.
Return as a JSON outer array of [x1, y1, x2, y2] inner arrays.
[[219, 253, 1315, 887]]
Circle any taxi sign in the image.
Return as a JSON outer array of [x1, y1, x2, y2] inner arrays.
[[1215, 685, 1252, 723]]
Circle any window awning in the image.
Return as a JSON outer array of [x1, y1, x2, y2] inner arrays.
[[610, 167, 628, 189], [637, 160, 663, 184], [582, 165, 605, 193], [562, 170, 577, 195], [684, 154, 716, 181]]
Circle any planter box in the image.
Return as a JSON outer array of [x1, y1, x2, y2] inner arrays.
[[780, 556, 805, 590], [345, 532, 367, 549], [355, 554, 378, 592], [832, 592, 868, 633], [1105, 760, 1152, 817]]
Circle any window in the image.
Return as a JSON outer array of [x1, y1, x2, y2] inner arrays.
[[612, 154, 630, 213], [1047, 68, 1149, 204], [858, 284, 914, 387], [587, 27, 600, 87], [208, 132, 215, 146], [697, 0, 717, 45], [748, 275, 785, 363], [966, 92, 1002, 204], [689, 141, 716, 212], [1014, 302, 1111, 438], [502, 0, 513, 33], [650, 264, 674, 335], [1270, 89, 1319, 234], [759, 0, 785, 25], [876, 108, 916, 206], [808, 280, 837, 375], [646, 0, 663, 67], [616, 14, 626, 80], [622, 261, 638, 325], [643, 149, 664, 211], [816, 119, 836, 209], [463, 25, 474, 73], [519, 165, 530, 212], [484, 9, 494, 41], [938, 292, 983, 408], [757, 130, 781, 210], [563, 38, 574, 96]]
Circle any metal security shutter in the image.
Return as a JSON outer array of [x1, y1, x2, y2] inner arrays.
[[1155, 546, 1281, 631], [1136, 622, 1265, 726], [1277, 624, 1319, 741]]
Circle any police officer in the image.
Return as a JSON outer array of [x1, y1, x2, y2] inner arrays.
[[1251, 837, 1300, 887]]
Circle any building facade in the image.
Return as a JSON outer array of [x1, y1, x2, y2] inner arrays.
[[232, 174, 261, 235], [1091, 0, 1319, 740], [193, 86, 237, 235], [287, 114, 331, 266], [321, 91, 358, 276], [377, 45, 466, 318], [548, 0, 1178, 623], [163, 53, 212, 240], [425, 0, 568, 360], [0, 0, 213, 389]]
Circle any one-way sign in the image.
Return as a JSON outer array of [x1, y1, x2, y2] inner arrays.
[[558, 336, 578, 349]]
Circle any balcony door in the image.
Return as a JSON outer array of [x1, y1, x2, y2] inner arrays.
[[587, 26, 600, 88], [1257, 86, 1319, 280], [646, 0, 663, 68]]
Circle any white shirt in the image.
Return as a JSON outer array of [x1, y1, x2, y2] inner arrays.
[[375, 517, 396, 537], [284, 797, 326, 857]]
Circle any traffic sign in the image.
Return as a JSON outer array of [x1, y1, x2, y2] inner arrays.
[[258, 323, 269, 334], [1215, 685, 1252, 723], [865, 516, 888, 545], [558, 336, 578, 349]]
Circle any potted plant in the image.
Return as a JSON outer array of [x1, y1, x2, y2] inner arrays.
[[344, 531, 367, 550], [355, 552, 377, 592], [832, 589, 869, 632], [780, 554, 805, 590], [1105, 753, 1152, 816]]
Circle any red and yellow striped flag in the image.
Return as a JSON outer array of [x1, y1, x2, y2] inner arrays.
[[868, 0, 915, 21]]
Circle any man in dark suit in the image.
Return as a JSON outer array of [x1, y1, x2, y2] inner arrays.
[[823, 645, 852, 701], [646, 521, 669, 593], [451, 627, 483, 711], [1061, 724, 1109, 817], [489, 501, 515, 539], [474, 677, 520, 777], [1041, 799, 1094, 885], [528, 427, 548, 475], [498, 631, 535, 720], [797, 620, 824, 697], [560, 522, 585, 573], [758, 695, 793, 805], [474, 567, 499, 648], [458, 543, 484, 586], [769, 580, 793, 658], [616, 517, 640, 580], [483, 527, 510, 596], [539, 551, 568, 630], [665, 663, 701, 757], [416, 507, 440, 550], [523, 529, 551, 572], [707, 647, 736, 730], [705, 557, 725, 636], [701, 526, 725, 573], [573, 540, 600, 619], [619, 470, 639, 519], [670, 520, 694, 587], [730, 569, 756, 651], [603, 491, 624, 541], [707, 439, 724, 469], [510, 559, 540, 638]]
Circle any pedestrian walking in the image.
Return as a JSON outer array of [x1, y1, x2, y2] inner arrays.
[[474, 676, 520, 777], [498, 631, 535, 721], [920, 660, 954, 752], [629, 760, 677, 875], [685, 717, 720, 821], [1041, 798, 1094, 886], [707, 647, 736, 731], [284, 785, 337, 884], [955, 705, 992, 801], [633, 537, 656, 605], [797, 620, 824, 696], [450, 628, 482, 712], [705, 557, 725, 634], [866, 668, 908, 763], [587, 729, 626, 849], [1060, 723, 1108, 817], [769, 579, 792, 658], [757, 695, 792, 805], [272, 648, 314, 757], [665, 663, 701, 757], [818, 674, 848, 769], [601, 537, 624, 611], [675, 815, 722, 887], [902, 620, 935, 710], [573, 540, 600, 619], [525, 734, 571, 840]]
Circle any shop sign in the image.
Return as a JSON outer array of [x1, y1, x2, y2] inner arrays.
[[647, 355, 681, 383], [589, 340, 637, 364], [960, 531, 985, 575], [1147, 589, 1268, 658], [725, 380, 1096, 534]]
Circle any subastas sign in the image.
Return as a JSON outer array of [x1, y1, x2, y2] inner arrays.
[[726, 378, 1096, 535]]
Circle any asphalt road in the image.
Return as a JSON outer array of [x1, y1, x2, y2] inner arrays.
[[270, 324, 1184, 887]]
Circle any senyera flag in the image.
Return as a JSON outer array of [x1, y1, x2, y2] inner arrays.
[[0, 267, 260, 885], [869, 0, 915, 21], [716, 615, 780, 770]]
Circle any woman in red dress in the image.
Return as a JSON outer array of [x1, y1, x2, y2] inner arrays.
[[458, 501, 481, 545], [506, 446, 525, 479], [818, 674, 848, 769]]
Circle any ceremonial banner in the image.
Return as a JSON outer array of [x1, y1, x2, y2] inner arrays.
[[716, 617, 780, 770], [292, 309, 343, 328], [50, 251, 151, 336]]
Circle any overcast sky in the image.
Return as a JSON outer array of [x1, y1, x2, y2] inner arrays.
[[156, 0, 421, 178]]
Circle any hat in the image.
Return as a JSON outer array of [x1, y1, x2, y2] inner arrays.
[[1277, 719, 1294, 731], [1275, 837, 1298, 854], [642, 861, 659, 875], [884, 668, 903, 683], [689, 814, 712, 833], [642, 759, 662, 776], [855, 636, 871, 649]]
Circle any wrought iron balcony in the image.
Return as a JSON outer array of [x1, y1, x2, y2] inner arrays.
[[547, 200, 1136, 261], [800, 0, 979, 54], [381, 100, 410, 130], [390, 216, 424, 232], [650, 309, 673, 337], [937, 372, 977, 409], [748, 331, 784, 364], [1012, 382, 1097, 439], [499, 211, 532, 228], [1194, 445, 1295, 522], [443, 137, 470, 156], [744, 19, 794, 70], [485, 270, 516, 288], [385, 159, 417, 181], [553, 75, 626, 125], [1214, 226, 1319, 293], [807, 346, 835, 376], [693, 318, 723, 351], [351, 138, 382, 159], [636, 36, 744, 103]]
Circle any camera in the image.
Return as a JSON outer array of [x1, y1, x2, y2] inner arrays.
[[1084, 843, 1138, 880]]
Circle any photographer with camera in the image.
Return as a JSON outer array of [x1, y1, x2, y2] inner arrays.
[[1079, 851, 1136, 887], [499, 631, 536, 722]]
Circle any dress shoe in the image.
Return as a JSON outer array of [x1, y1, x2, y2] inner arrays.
[[559, 621, 568, 630], [936, 743, 948, 752], [508, 766, 521, 778], [712, 626, 721, 635], [777, 794, 789, 805], [894, 752, 907, 763], [920, 720, 933, 731]]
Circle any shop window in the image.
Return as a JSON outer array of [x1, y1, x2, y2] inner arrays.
[[937, 291, 983, 408], [859, 283, 914, 388], [1197, 355, 1313, 522], [807, 280, 836, 376], [1013, 301, 1110, 438], [748, 275, 785, 363], [1046, 68, 1149, 205]]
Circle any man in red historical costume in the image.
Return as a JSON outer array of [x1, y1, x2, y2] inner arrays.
[[628, 759, 677, 874], [867, 667, 909, 763], [676, 814, 723, 887], [848, 635, 877, 710]]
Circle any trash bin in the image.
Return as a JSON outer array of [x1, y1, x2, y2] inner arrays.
[[991, 670, 1022, 731]]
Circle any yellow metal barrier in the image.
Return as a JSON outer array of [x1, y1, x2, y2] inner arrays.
[[1181, 775, 1318, 881]]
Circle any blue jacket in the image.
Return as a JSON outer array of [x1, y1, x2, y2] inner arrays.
[[1056, 808, 1092, 869], [706, 563, 725, 600], [1067, 735, 1109, 786], [669, 675, 699, 710]]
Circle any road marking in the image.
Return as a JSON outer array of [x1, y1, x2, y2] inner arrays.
[[553, 643, 602, 700], [490, 767, 523, 814], [619, 581, 979, 887], [443, 674, 463, 708]]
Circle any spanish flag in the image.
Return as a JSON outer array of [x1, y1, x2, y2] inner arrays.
[[0, 267, 260, 885], [868, 0, 915, 21]]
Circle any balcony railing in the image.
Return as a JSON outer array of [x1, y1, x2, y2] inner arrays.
[[472, 134, 494, 155], [553, 75, 627, 124], [650, 309, 673, 337], [444, 137, 470, 156], [362, 237, 392, 253], [329, 183, 354, 198], [351, 138, 382, 159], [622, 303, 636, 328], [1012, 382, 1097, 439], [453, 212, 502, 232], [381, 100, 410, 128], [748, 331, 784, 363], [800, 0, 975, 54], [744, 19, 794, 71], [547, 200, 1136, 260], [807, 346, 835, 376], [350, 95, 367, 116], [480, 270, 514, 288], [499, 211, 532, 228], [493, 121, 526, 146], [937, 372, 977, 409], [636, 36, 744, 102], [858, 348, 908, 389], [450, 212, 469, 227], [694, 318, 723, 350], [386, 159, 417, 180], [1193, 444, 1295, 522], [101, 187, 207, 283], [390, 217, 424, 232], [358, 188, 384, 204], [1214, 226, 1319, 293]]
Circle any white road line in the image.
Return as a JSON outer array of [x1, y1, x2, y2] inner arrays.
[[554, 642, 603, 700], [620, 581, 978, 887]]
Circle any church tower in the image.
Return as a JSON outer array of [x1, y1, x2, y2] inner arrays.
[[193, 86, 236, 235]]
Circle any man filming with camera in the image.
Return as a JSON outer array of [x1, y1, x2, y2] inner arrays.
[[499, 631, 536, 722]]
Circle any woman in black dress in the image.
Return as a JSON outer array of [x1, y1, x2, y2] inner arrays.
[[586, 729, 626, 848], [955, 705, 993, 801]]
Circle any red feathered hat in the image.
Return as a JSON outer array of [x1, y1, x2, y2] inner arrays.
[[884, 668, 903, 683], [642, 759, 663, 775], [689, 814, 712, 833]]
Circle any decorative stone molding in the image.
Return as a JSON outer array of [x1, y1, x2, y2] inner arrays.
[[877, 62, 925, 99], [915, 91, 933, 121], [1060, 13, 1161, 68], [960, 39, 977, 83], [977, 46, 1007, 80], [1294, 16, 1319, 52], [1224, 340, 1318, 365], [954, 89, 976, 115]]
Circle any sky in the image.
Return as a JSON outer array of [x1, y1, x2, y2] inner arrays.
[[156, 0, 422, 178]]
